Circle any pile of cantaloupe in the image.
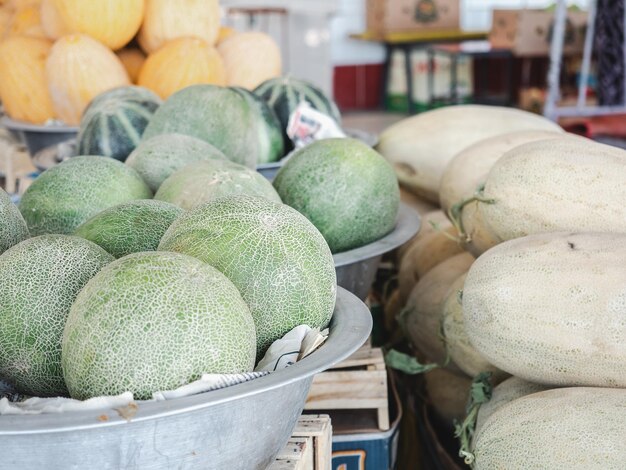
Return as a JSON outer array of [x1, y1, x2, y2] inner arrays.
[[377, 104, 626, 469], [0, 0, 282, 125]]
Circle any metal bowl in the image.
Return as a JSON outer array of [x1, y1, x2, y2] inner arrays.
[[333, 203, 421, 300], [1, 117, 78, 156], [0, 287, 371, 470]]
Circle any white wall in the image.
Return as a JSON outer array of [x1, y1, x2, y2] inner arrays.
[[330, 0, 591, 66]]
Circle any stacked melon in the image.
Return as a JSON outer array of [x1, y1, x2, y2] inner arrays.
[[376, 105, 626, 469], [0, 0, 283, 125]]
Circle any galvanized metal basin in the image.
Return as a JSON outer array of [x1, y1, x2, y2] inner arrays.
[[0, 287, 371, 470], [333, 203, 421, 300], [1, 117, 78, 156]]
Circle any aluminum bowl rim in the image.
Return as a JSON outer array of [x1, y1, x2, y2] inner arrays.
[[1, 116, 79, 134]]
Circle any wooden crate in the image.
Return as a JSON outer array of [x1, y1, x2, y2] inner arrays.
[[269, 414, 332, 470], [304, 345, 390, 431]]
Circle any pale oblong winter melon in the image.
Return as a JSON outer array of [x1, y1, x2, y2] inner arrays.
[[159, 195, 337, 356], [477, 138, 626, 241], [475, 376, 551, 436], [404, 252, 474, 368], [473, 387, 626, 470], [155, 159, 281, 210], [0, 235, 113, 396], [125, 133, 227, 192], [62, 251, 256, 400], [19, 156, 152, 236], [463, 232, 626, 388], [376, 105, 563, 202], [0, 187, 29, 255], [273, 138, 400, 253], [74, 200, 183, 258], [142, 85, 279, 168], [441, 273, 507, 381]]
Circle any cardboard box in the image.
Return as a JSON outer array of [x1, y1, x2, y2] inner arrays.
[[367, 0, 459, 35], [489, 9, 588, 56]]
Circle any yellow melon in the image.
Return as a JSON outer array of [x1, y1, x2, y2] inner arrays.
[[39, 0, 67, 39], [52, 0, 144, 50], [6, 4, 45, 38], [116, 47, 146, 84], [138, 37, 226, 99], [216, 25, 236, 44], [217, 31, 282, 89], [46, 34, 130, 125], [138, 0, 220, 53], [0, 35, 55, 123], [0, 7, 12, 37]]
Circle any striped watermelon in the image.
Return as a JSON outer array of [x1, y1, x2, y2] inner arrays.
[[77, 86, 162, 162], [254, 77, 341, 150]]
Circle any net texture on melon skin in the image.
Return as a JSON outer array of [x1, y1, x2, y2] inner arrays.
[[61, 251, 257, 401], [0, 235, 114, 397], [273, 138, 400, 253], [18, 156, 152, 237], [158, 195, 337, 358], [0, 187, 29, 255]]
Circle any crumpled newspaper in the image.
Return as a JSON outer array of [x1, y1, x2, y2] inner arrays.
[[286, 102, 346, 149], [0, 325, 328, 415]]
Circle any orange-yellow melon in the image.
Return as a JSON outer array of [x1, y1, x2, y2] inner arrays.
[[0, 35, 55, 123], [138, 37, 225, 99], [116, 47, 146, 84], [46, 34, 130, 125], [216, 26, 236, 44], [39, 0, 67, 39], [217, 31, 282, 90], [138, 0, 220, 53], [52, 0, 144, 50], [6, 4, 45, 38]]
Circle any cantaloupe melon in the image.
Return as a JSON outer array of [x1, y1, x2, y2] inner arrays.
[[217, 31, 281, 89], [143, 84, 280, 168], [125, 133, 227, 192], [77, 85, 162, 162], [376, 105, 563, 202], [475, 377, 550, 436], [155, 160, 281, 210], [477, 138, 626, 242], [424, 368, 472, 424], [159, 195, 337, 356], [0, 187, 29, 255], [74, 200, 183, 259], [19, 156, 152, 236], [273, 138, 400, 253], [0, 235, 113, 396], [396, 209, 447, 262], [472, 387, 626, 469], [62, 251, 256, 400], [397, 223, 463, 303], [404, 252, 474, 368], [463, 232, 626, 388], [441, 273, 506, 381]]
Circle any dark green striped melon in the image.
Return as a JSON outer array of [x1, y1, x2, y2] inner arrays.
[[19, 156, 153, 236], [155, 159, 282, 210], [231, 87, 284, 164], [62, 251, 256, 400], [254, 77, 341, 151], [126, 133, 227, 192], [0, 235, 114, 397], [0, 187, 29, 255], [159, 195, 337, 358], [77, 86, 163, 162], [142, 85, 280, 168], [273, 138, 400, 253], [74, 200, 184, 258]]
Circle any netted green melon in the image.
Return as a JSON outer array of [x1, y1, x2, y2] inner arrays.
[[62, 251, 256, 400], [125, 133, 227, 192], [273, 138, 400, 253], [19, 156, 153, 236], [155, 159, 281, 210], [74, 200, 184, 258], [472, 387, 626, 469], [142, 84, 282, 168], [159, 195, 336, 356], [0, 187, 29, 255], [0, 235, 114, 397]]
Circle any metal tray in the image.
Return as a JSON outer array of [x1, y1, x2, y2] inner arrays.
[[0, 287, 371, 470], [333, 203, 421, 300]]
